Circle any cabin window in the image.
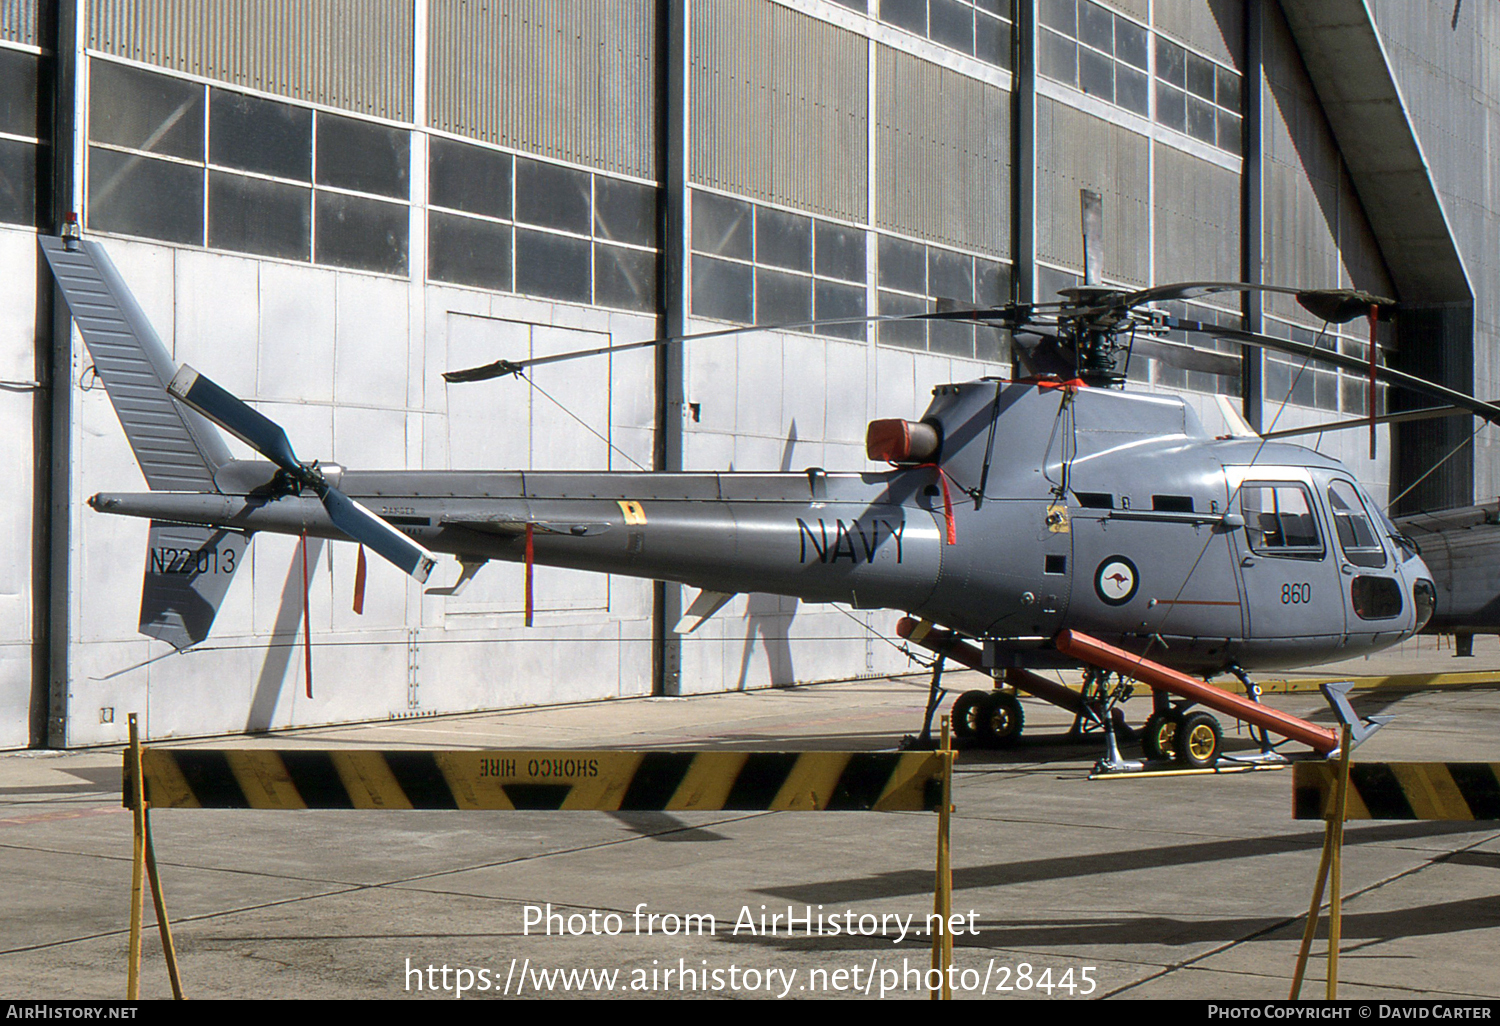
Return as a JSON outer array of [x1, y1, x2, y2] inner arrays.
[[1327, 480, 1387, 568], [1152, 494, 1194, 513], [1351, 576, 1403, 620], [1073, 491, 1113, 509], [1239, 483, 1323, 558]]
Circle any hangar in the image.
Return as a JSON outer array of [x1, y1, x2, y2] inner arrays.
[[0, 0, 1492, 747]]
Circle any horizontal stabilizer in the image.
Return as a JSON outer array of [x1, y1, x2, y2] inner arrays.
[[674, 589, 737, 634]]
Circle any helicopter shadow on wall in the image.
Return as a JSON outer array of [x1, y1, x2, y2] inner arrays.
[[735, 423, 801, 689]]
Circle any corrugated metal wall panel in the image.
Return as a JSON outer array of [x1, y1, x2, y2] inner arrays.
[[1, 0, 38, 46], [1155, 0, 1241, 69], [1035, 96, 1145, 283], [1153, 145, 1238, 285], [874, 44, 1008, 255], [691, 0, 867, 221], [429, 0, 655, 179], [87, 0, 414, 120]]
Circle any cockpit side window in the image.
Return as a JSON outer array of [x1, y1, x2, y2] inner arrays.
[[1327, 480, 1387, 568], [1239, 483, 1324, 559]]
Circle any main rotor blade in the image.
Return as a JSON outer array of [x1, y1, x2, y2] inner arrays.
[[1177, 320, 1500, 425], [1129, 336, 1241, 377], [322, 488, 437, 583], [1078, 281, 1394, 323], [1260, 404, 1488, 440], [168, 366, 302, 473], [442, 306, 1040, 383]]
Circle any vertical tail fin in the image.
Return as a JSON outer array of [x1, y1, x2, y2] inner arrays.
[[39, 236, 231, 489], [41, 236, 245, 649]]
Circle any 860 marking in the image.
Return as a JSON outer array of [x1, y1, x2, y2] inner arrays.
[[1281, 582, 1311, 604]]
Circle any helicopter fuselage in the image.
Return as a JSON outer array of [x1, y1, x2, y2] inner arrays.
[[93, 380, 1434, 674]]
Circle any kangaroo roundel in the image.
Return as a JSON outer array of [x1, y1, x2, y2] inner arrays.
[[1095, 556, 1139, 606]]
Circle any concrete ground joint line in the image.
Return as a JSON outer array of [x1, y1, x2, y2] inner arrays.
[[1101, 829, 1500, 998], [354, 810, 780, 891], [0, 884, 368, 958]]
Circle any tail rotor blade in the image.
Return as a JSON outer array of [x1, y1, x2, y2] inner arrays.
[[168, 365, 302, 473], [321, 488, 437, 583]]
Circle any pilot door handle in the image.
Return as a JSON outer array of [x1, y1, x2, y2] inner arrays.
[[1240, 556, 1256, 568]]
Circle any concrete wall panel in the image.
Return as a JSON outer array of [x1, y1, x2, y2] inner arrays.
[[334, 274, 410, 414]]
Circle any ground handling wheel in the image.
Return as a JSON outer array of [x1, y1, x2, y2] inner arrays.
[[950, 690, 992, 742], [1140, 711, 1176, 760], [1173, 710, 1221, 768], [976, 691, 1024, 747]]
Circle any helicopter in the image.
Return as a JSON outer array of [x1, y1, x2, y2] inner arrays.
[[40, 201, 1500, 773]]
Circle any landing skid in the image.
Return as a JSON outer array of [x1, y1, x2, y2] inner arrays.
[[895, 619, 1393, 774]]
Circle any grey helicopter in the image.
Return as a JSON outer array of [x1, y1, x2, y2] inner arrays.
[[41, 198, 1499, 773]]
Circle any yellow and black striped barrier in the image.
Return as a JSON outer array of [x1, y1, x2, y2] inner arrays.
[[125, 748, 946, 813], [121, 734, 959, 999], [1293, 761, 1500, 820]]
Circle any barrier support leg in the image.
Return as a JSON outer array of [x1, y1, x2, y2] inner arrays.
[[144, 808, 186, 999], [1288, 821, 1334, 999], [930, 716, 953, 1000], [1289, 724, 1352, 1000], [1327, 725, 1352, 1000], [127, 714, 145, 1000]]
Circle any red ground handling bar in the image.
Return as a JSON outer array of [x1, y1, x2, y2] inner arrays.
[[1054, 630, 1339, 754]]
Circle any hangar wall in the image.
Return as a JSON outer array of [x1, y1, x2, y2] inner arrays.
[[0, 0, 1484, 746]]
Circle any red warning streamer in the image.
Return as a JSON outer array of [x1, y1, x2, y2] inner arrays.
[[300, 532, 313, 699], [352, 544, 367, 615], [912, 464, 957, 545]]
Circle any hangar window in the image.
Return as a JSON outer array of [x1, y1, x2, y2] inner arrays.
[[515, 158, 590, 235], [1154, 37, 1241, 155], [88, 145, 204, 245], [877, 233, 1010, 362], [430, 137, 511, 220], [1258, 319, 1391, 417], [86, 57, 418, 275], [429, 210, 511, 292], [1040, 0, 1147, 117], [690, 190, 872, 342], [880, 0, 1013, 69], [594, 176, 656, 249], [208, 172, 310, 261], [210, 89, 311, 181], [428, 139, 658, 313], [315, 113, 408, 200], [1038, 4, 1242, 155], [90, 60, 203, 160], [315, 191, 407, 276], [0, 45, 41, 227]]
